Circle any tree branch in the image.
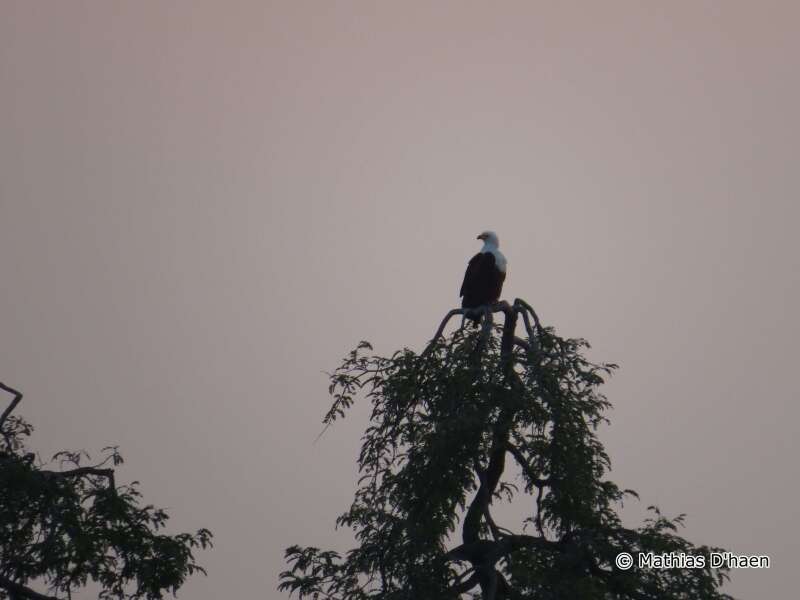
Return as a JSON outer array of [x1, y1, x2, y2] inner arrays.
[[425, 301, 523, 358], [464, 304, 523, 557], [507, 534, 562, 553], [506, 443, 550, 488], [0, 382, 23, 449], [425, 309, 465, 354], [513, 337, 531, 352], [0, 575, 61, 600], [483, 504, 503, 541], [0, 382, 22, 426], [448, 533, 561, 564], [498, 303, 516, 367], [446, 571, 480, 596], [41, 466, 117, 491], [464, 409, 510, 546], [512, 298, 542, 333]]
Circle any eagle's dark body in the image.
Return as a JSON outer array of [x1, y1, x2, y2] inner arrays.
[[460, 231, 507, 327]]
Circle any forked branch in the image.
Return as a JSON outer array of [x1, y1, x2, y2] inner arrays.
[[0, 381, 23, 449]]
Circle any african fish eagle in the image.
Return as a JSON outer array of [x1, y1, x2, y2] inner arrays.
[[460, 231, 507, 327]]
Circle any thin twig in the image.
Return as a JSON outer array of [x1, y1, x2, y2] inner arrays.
[[0, 382, 23, 427], [506, 443, 550, 488], [0, 382, 23, 449]]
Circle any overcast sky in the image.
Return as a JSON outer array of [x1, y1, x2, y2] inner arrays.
[[1, 2, 798, 598]]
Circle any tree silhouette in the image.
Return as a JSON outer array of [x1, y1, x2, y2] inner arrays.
[[280, 300, 733, 599], [0, 382, 212, 600]]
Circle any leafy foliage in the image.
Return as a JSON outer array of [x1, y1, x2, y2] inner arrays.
[[280, 303, 733, 599], [0, 385, 212, 600]]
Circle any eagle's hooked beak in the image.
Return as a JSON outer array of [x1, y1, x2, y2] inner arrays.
[[477, 233, 487, 240]]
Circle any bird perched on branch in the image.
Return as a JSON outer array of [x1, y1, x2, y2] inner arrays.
[[460, 231, 507, 327]]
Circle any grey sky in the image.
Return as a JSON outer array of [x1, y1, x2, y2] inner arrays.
[[1, 2, 798, 598]]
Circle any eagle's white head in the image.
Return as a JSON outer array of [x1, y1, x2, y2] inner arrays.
[[476, 230, 506, 271], [477, 230, 500, 249]]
